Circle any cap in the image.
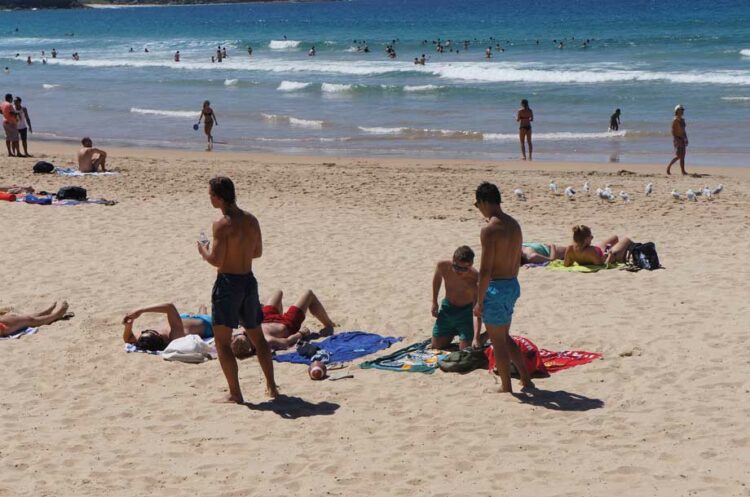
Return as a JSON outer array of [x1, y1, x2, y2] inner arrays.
[[674, 104, 685, 112]]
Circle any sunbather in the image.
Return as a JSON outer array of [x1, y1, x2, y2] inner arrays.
[[122, 303, 214, 351], [0, 185, 33, 194], [563, 225, 633, 267], [0, 301, 70, 337], [521, 242, 567, 264], [231, 289, 335, 358]]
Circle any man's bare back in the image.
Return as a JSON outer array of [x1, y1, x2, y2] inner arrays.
[[77, 137, 107, 172]]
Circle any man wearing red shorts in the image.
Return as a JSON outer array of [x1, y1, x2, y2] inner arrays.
[[231, 289, 335, 357]]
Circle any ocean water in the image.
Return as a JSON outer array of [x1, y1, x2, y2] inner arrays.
[[1, 0, 749, 165]]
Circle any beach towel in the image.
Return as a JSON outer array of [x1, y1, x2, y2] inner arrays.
[[523, 261, 550, 269], [274, 331, 402, 365], [0, 327, 39, 340], [15, 195, 116, 206], [55, 167, 119, 177], [359, 339, 448, 374], [546, 260, 624, 273], [486, 336, 601, 375], [125, 337, 215, 359]]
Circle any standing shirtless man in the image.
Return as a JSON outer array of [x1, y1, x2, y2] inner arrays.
[[473, 182, 532, 393], [198, 176, 277, 403]]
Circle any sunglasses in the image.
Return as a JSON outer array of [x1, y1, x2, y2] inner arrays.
[[452, 263, 471, 272]]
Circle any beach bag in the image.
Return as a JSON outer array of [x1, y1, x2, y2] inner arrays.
[[438, 348, 488, 373], [57, 186, 87, 201], [33, 161, 55, 174], [485, 336, 548, 377], [162, 335, 213, 363], [627, 242, 660, 271], [0, 191, 16, 202]]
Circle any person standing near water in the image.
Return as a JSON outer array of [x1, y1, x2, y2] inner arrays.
[[13, 97, 31, 157], [197, 176, 278, 403], [516, 99, 533, 160], [667, 104, 688, 175], [609, 108, 621, 131], [198, 100, 217, 151]]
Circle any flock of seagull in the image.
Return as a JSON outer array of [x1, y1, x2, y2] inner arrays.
[[511, 181, 725, 203]]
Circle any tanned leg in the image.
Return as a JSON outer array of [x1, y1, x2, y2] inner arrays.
[[213, 324, 244, 403], [486, 323, 532, 393], [244, 326, 278, 398]]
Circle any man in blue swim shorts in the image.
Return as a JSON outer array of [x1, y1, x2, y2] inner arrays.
[[122, 303, 214, 351], [198, 176, 277, 404], [473, 182, 533, 393]]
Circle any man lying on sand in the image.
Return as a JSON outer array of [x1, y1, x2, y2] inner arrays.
[[77, 137, 107, 173], [231, 289, 335, 358], [122, 303, 213, 351], [563, 225, 633, 267], [431, 245, 481, 350], [1, 301, 71, 337]]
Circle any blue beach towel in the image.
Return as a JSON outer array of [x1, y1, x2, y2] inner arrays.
[[0, 327, 39, 340], [273, 331, 402, 365], [359, 339, 447, 374], [55, 167, 119, 177]]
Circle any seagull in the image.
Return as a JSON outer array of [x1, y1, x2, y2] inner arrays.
[[712, 184, 724, 197], [686, 189, 697, 202], [564, 186, 576, 200], [702, 185, 712, 200], [671, 189, 681, 200], [619, 191, 631, 203], [513, 188, 526, 201], [549, 181, 557, 194], [597, 188, 613, 202], [583, 181, 591, 195], [645, 183, 653, 196]]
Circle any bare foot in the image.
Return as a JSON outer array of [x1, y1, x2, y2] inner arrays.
[[213, 394, 244, 404], [266, 384, 279, 398]]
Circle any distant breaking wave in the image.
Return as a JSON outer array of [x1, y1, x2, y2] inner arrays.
[[42, 83, 60, 89], [321, 83, 354, 93], [722, 96, 750, 101], [130, 107, 195, 119], [277, 80, 313, 91], [358, 126, 628, 141], [741, 49, 750, 57], [262, 113, 325, 128], [269, 40, 301, 50], [224, 78, 239, 86], [403, 84, 443, 92]]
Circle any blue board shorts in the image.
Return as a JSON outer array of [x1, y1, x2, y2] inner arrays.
[[179, 313, 214, 338], [482, 277, 521, 326], [212, 272, 263, 329]]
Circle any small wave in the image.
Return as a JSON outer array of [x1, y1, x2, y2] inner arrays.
[[130, 107, 195, 119], [224, 78, 239, 86], [289, 117, 324, 128], [722, 96, 750, 101], [269, 40, 301, 50], [741, 49, 750, 57], [42, 83, 60, 89], [358, 126, 482, 139], [321, 83, 353, 93], [277, 80, 313, 92], [403, 84, 443, 92], [324, 41, 337, 45], [358, 126, 408, 135], [484, 130, 628, 142]]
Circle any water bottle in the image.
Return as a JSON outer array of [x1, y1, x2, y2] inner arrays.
[[199, 231, 209, 247]]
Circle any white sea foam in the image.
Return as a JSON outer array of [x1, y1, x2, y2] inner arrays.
[[277, 80, 312, 91], [224, 78, 239, 86], [130, 107, 196, 119], [42, 83, 60, 89], [358, 126, 408, 135], [289, 117, 324, 128], [741, 49, 750, 57], [403, 84, 442, 92], [269, 40, 301, 50], [484, 130, 627, 142], [321, 83, 353, 93], [722, 96, 750, 101]]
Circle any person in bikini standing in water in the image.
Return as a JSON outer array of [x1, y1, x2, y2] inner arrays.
[[198, 100, 217, 151], [516, 99, 533, 160], [198, 176, 277, 403]]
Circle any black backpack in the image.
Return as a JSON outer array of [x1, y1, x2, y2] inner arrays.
[[57, 186, 87, 201], [33, 161, 55, 174], [627, 242, 661, 271]]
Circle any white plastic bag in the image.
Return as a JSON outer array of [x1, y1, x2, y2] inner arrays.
[[162, 335, 213, 363]]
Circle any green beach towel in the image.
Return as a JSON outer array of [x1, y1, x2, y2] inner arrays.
[[546, 260, 624, 273]]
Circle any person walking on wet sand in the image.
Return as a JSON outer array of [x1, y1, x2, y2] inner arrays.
[[473, 182, 533, 393], [516, 99, 533, 160], [667, 104, 688, 175], [198, 100, 217, 151], [198, 176, 277, 403]]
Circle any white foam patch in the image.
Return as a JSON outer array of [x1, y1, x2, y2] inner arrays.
[[358, 126, 407, 135], [484, 130, 628, 142], [321, 83, 353, 93], [741, 49, 750, 57], [403, 84, 442, 92], [224, 78, 239, 86], [277, 80, 312, 91], [42, 83, 60, 89], [130, 107, 196, 118], [269, 40, 301, 50], [289, 117, 324, 128], [722, 96, 750, 101]]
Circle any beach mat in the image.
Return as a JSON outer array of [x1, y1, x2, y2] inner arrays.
[[0, 327, 39, 340], [274, 331, 402, 365], [546, 260, 624, 273], [359, 339, 447, 374], [55, 167, 119, 177], [15, 194, 117, 206], [486, 336, 602, 375]]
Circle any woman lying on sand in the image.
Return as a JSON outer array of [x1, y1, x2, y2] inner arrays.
[[122, 303, 214, 351], [521, 242, 567, 264], [564, 225, 633, 267], [0, 301, 71, 337]]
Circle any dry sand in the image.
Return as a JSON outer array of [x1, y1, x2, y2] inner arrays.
[[2, 143, 749, 496]]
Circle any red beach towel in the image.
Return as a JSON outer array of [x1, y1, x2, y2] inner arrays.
[[485, 336, 601, 376]]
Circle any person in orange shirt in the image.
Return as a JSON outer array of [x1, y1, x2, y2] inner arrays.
[[1, 93, 20, 157]]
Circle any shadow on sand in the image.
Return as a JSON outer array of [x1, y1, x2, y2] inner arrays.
[[245, 394, 340, 419], [513, 388, 604, 412]]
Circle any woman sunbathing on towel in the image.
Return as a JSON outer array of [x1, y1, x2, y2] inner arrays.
[[0, 301, 71, 337], [122, 303, 214, 352], [564, 225, 633, 267], [521, 242, 568, 264], [231, 289, 335, 359]]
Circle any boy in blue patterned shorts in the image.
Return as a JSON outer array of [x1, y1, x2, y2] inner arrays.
[[473, 182, 533, 393]]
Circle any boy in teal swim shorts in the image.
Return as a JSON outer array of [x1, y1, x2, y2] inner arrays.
[[431, 246, 482, 350], [473, 182, 533, 393]]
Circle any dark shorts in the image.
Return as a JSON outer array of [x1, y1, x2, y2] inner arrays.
[[211, 272, 263, 329], [18, 127, 27, 141]]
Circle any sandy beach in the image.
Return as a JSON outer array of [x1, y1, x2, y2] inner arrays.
[[2, 143, 749, 496]]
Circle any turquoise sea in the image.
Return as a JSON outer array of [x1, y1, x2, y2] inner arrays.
[[1, 0, 749, 164]]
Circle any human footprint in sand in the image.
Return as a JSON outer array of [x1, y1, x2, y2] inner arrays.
[[473, 182, 533, 393], [77, 137, 107, 172], [430, 245, 482, 350], [0, 301, 71, 337], [121, 303, 214, 351], [198, 176, 277, 403], [231, 289, 336, 358], [563, 225, 633, 267]]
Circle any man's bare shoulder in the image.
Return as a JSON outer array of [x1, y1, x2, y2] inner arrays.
[[436, 260, 451, 271]]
